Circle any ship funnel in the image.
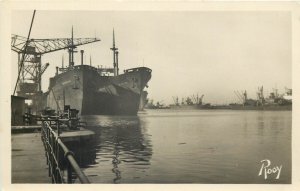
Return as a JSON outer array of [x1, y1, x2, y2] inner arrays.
[[80, 50, 84, 65], [62, 54, 64, 68], [90, 55, 92, 66], [116, 50, 119, 75], [69, 26, 75, 67]]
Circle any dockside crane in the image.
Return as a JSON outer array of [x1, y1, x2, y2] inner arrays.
[[11, 28, 100, 113], [199, 94, 204, 105], [257, 86, 265, 106], [234, 90, 244, 104], [191, 95, 197, 104], [172, 96, 179, 106], [191, 94, 204, 105]]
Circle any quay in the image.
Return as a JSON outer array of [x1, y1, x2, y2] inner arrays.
[[59, 127, 95, 143], [11, 125, 41, 134], [11, 108, 95, 184], [11, 125, 95, 142], [12, 132, 50, 183]]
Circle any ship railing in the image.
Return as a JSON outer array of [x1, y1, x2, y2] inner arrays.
[[124, 67, 152, 73], [40, 116, 90, 184]]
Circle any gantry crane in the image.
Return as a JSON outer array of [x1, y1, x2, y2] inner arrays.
[[11, 31, 100, 113]]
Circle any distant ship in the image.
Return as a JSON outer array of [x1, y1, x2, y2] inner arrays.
[[46, 30, 151, 115], [230, 86, 292, 111], [229, 104, 291, 111], [139, 91, 149, 111], [168, 87, 292, 111], [169, 94, 211, 110]]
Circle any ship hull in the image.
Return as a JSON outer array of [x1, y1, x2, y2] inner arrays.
[[169, 105, 199, 110], [229, 104, 292, 111], [46, 65, 151, 115], [168, 104, 292, 111]]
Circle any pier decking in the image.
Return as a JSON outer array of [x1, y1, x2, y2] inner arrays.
[[11, 125, 41, 134], [11, 124, 95, 184], [59, 128, 95, 142], [12, 132, 50, 183]]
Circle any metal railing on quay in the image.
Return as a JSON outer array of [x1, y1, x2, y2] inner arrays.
[[40, 116, 90, 184]]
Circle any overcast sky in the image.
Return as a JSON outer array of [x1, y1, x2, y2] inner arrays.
[[11, 11, 291, 105]]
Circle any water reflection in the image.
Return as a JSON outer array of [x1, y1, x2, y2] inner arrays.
[[270, 116, 280, 138], [81, 115, 153, 183], [242, 115, 248, 138], [65, 140, 97, 168], [79, 111, 291, 183], [257, 116, 265, 142], [112, 144, 121, 183], [253, 112, 288, 144]]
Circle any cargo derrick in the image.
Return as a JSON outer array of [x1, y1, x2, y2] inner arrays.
[[11, 33, 100, 114]]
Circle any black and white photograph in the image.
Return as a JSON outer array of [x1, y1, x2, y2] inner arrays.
[[1, 1, 300, 190]]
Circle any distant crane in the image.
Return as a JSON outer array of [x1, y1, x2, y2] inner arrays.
[[284, 87, 292, 96], [192, 94, 204, 105], [198, 94, 204, 105], [191, 95, 197, 104], [257, 86, 265, 106], [272, 88, 279, 98], [234, 90, 244, 104], [172, 96, 179, 106]]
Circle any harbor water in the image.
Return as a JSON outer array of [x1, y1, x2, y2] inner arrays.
[[80, 109, 291, 183]]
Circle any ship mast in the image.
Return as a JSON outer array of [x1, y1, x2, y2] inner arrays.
[[111, 29, 119, 76], [69, 26, 77, 67], [71, 26, 74, 66]]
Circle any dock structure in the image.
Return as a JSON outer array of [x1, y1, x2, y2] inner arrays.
[[40, 115, 94, 183], [11, 125, 41, 133], [11, 107, 95, 184], [12, 132, 50, 183], [59, 128, 95, 143]]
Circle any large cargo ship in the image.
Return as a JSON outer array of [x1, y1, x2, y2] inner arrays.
[[46, 31, 151, 115]]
